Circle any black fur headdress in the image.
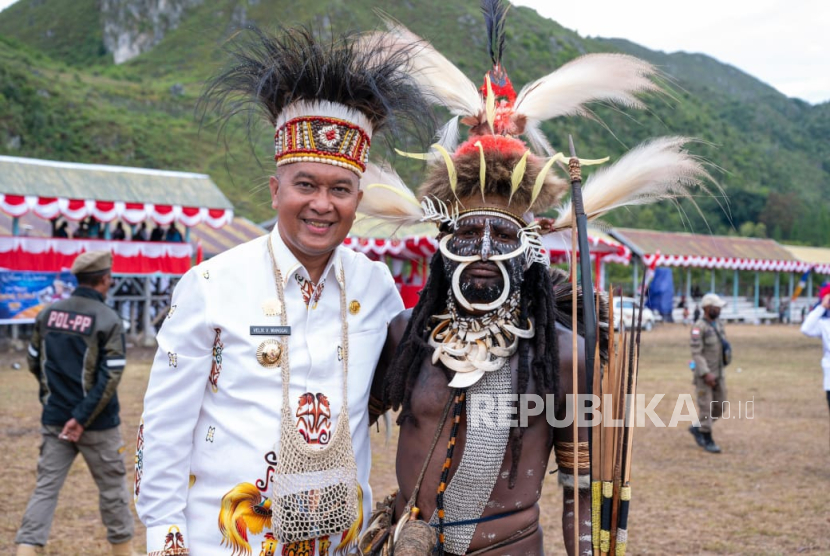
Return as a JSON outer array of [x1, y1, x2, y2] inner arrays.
[[200, 26, 433, 174]]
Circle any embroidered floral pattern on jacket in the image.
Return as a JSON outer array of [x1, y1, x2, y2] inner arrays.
[[261, 533, 278, 556], [209, 328, 223, 393], [219, 451, 278, 554], [294, 273, 325, 310], [134, 420, 144, 500], [295, 392, 333, 445], [281, 538, 315, 556], [318, 535, 331, 556], [148, 525, 189, 556]]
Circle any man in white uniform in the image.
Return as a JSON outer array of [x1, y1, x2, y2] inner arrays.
[[801, 284, 830, 450], [135, 27, 431, 556]]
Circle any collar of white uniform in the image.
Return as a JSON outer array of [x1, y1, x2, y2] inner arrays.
[[268, 225, 344, 289]]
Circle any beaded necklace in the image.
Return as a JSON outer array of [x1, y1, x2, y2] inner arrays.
[[428, 291, 533, 388], [266, 237, 360, 545], [435, 389, 467, 556]]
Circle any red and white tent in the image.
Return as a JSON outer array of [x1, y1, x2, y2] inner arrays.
[[0, 236, 193, 275], [612, 228, 809, 272], [0, 195, 232, 228], [0, 155, 235, 275]]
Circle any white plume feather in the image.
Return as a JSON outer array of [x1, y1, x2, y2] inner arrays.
[[551, 137, 716, 231], [379, 21, 483, 118], [358, 162, 423, 226], [524, 122, 557, 157], [513, 53, 661, 124], [435, 115, 461, 152]]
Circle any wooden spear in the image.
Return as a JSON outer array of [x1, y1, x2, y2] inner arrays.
[[570, 169, 580, 554], [568, 135, 598, 555], [591, 290, 603, 555], [615, 263, 649, 554], [600, 308, 622, 556]]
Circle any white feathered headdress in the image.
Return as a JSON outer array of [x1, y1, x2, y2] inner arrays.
[[359, 1, 715, 255]]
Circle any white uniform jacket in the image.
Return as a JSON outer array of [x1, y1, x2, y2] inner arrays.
[[135, 229, 403, 555], [800, 304, 830, 391]]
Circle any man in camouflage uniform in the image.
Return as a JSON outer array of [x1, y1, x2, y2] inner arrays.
[[16, 251, 137, 556], [689, 293, 729, 453]]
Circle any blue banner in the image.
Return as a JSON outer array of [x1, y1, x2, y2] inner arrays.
[[0, 271, 77, 324], [646, 267, 675, 321]]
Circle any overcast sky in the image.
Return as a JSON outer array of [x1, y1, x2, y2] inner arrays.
[[513, 0, 829, 104], [1, 0, 827, 104]]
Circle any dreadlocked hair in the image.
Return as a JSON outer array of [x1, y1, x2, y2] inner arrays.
[[549, 268, 610, 365], [198, 25, 433, 151], [506, 261, 560, 488], [383, 251, 450, 426]]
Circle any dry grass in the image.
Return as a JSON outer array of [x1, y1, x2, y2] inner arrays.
[[2, 326, 829, 554]]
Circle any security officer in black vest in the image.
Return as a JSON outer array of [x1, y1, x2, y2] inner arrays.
[[16, 251, 138, 556]]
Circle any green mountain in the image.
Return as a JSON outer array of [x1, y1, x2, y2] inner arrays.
[[1, 0, 827, 243]]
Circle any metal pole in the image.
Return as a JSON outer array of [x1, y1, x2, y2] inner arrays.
[[686, 267, 692, 299], [710, 268, 715, 294], [788, 272, 794, 323], [808, 272, 813, 301], [12, 216, 20, 236], [633, 259, 639, 297], [754, 272, 760, 309], [733, 269, 739, 314], [143, 276, 156, 347], [185, 227, 191, 243], [774, 272, 780, 316], [130, 300, 138, 343]]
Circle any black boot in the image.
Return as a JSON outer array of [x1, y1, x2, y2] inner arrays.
[[701, 431, 721, 453], [688, 425, 706, 448]]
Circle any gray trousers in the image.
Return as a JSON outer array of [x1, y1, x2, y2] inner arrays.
[[16, 425, 134, 546], [694, 375, 728, 434]]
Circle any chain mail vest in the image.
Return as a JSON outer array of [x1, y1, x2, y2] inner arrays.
[[429, 360, 513, 554]]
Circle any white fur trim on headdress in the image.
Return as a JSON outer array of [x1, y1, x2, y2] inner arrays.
[[275, 100, 374, 139]]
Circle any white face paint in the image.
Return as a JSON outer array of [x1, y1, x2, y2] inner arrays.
[[440, 213, 527, 314]]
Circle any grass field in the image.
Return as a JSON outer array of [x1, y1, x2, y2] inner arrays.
[[2, 324, 829, 555]]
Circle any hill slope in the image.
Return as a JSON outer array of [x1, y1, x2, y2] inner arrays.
[[0, 0, 827, 242]]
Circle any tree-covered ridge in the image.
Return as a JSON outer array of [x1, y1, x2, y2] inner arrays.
[[0, 0, 827, 243]]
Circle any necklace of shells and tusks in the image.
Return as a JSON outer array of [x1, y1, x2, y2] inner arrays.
[[430, 236, 535, 388]]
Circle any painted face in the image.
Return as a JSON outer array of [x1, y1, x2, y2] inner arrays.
[[269, 162, 362, 270], [442, 214, 525, 311]]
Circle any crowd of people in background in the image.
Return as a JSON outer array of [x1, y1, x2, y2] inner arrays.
[[50, 217, 185, 242]]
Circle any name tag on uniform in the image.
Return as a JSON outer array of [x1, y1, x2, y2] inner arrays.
[[250, 326, 291, 336]]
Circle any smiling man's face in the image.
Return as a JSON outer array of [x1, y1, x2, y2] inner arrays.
[[269, 162, 362, 271], [443, 213, 525, 309]]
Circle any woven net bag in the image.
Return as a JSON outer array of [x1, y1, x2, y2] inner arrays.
[[271, 401, 358, 543], [268, 251, 359, 543]]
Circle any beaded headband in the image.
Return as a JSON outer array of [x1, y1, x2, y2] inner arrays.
[[274, 100, 374, 177], [456, 207, 528, 228]]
